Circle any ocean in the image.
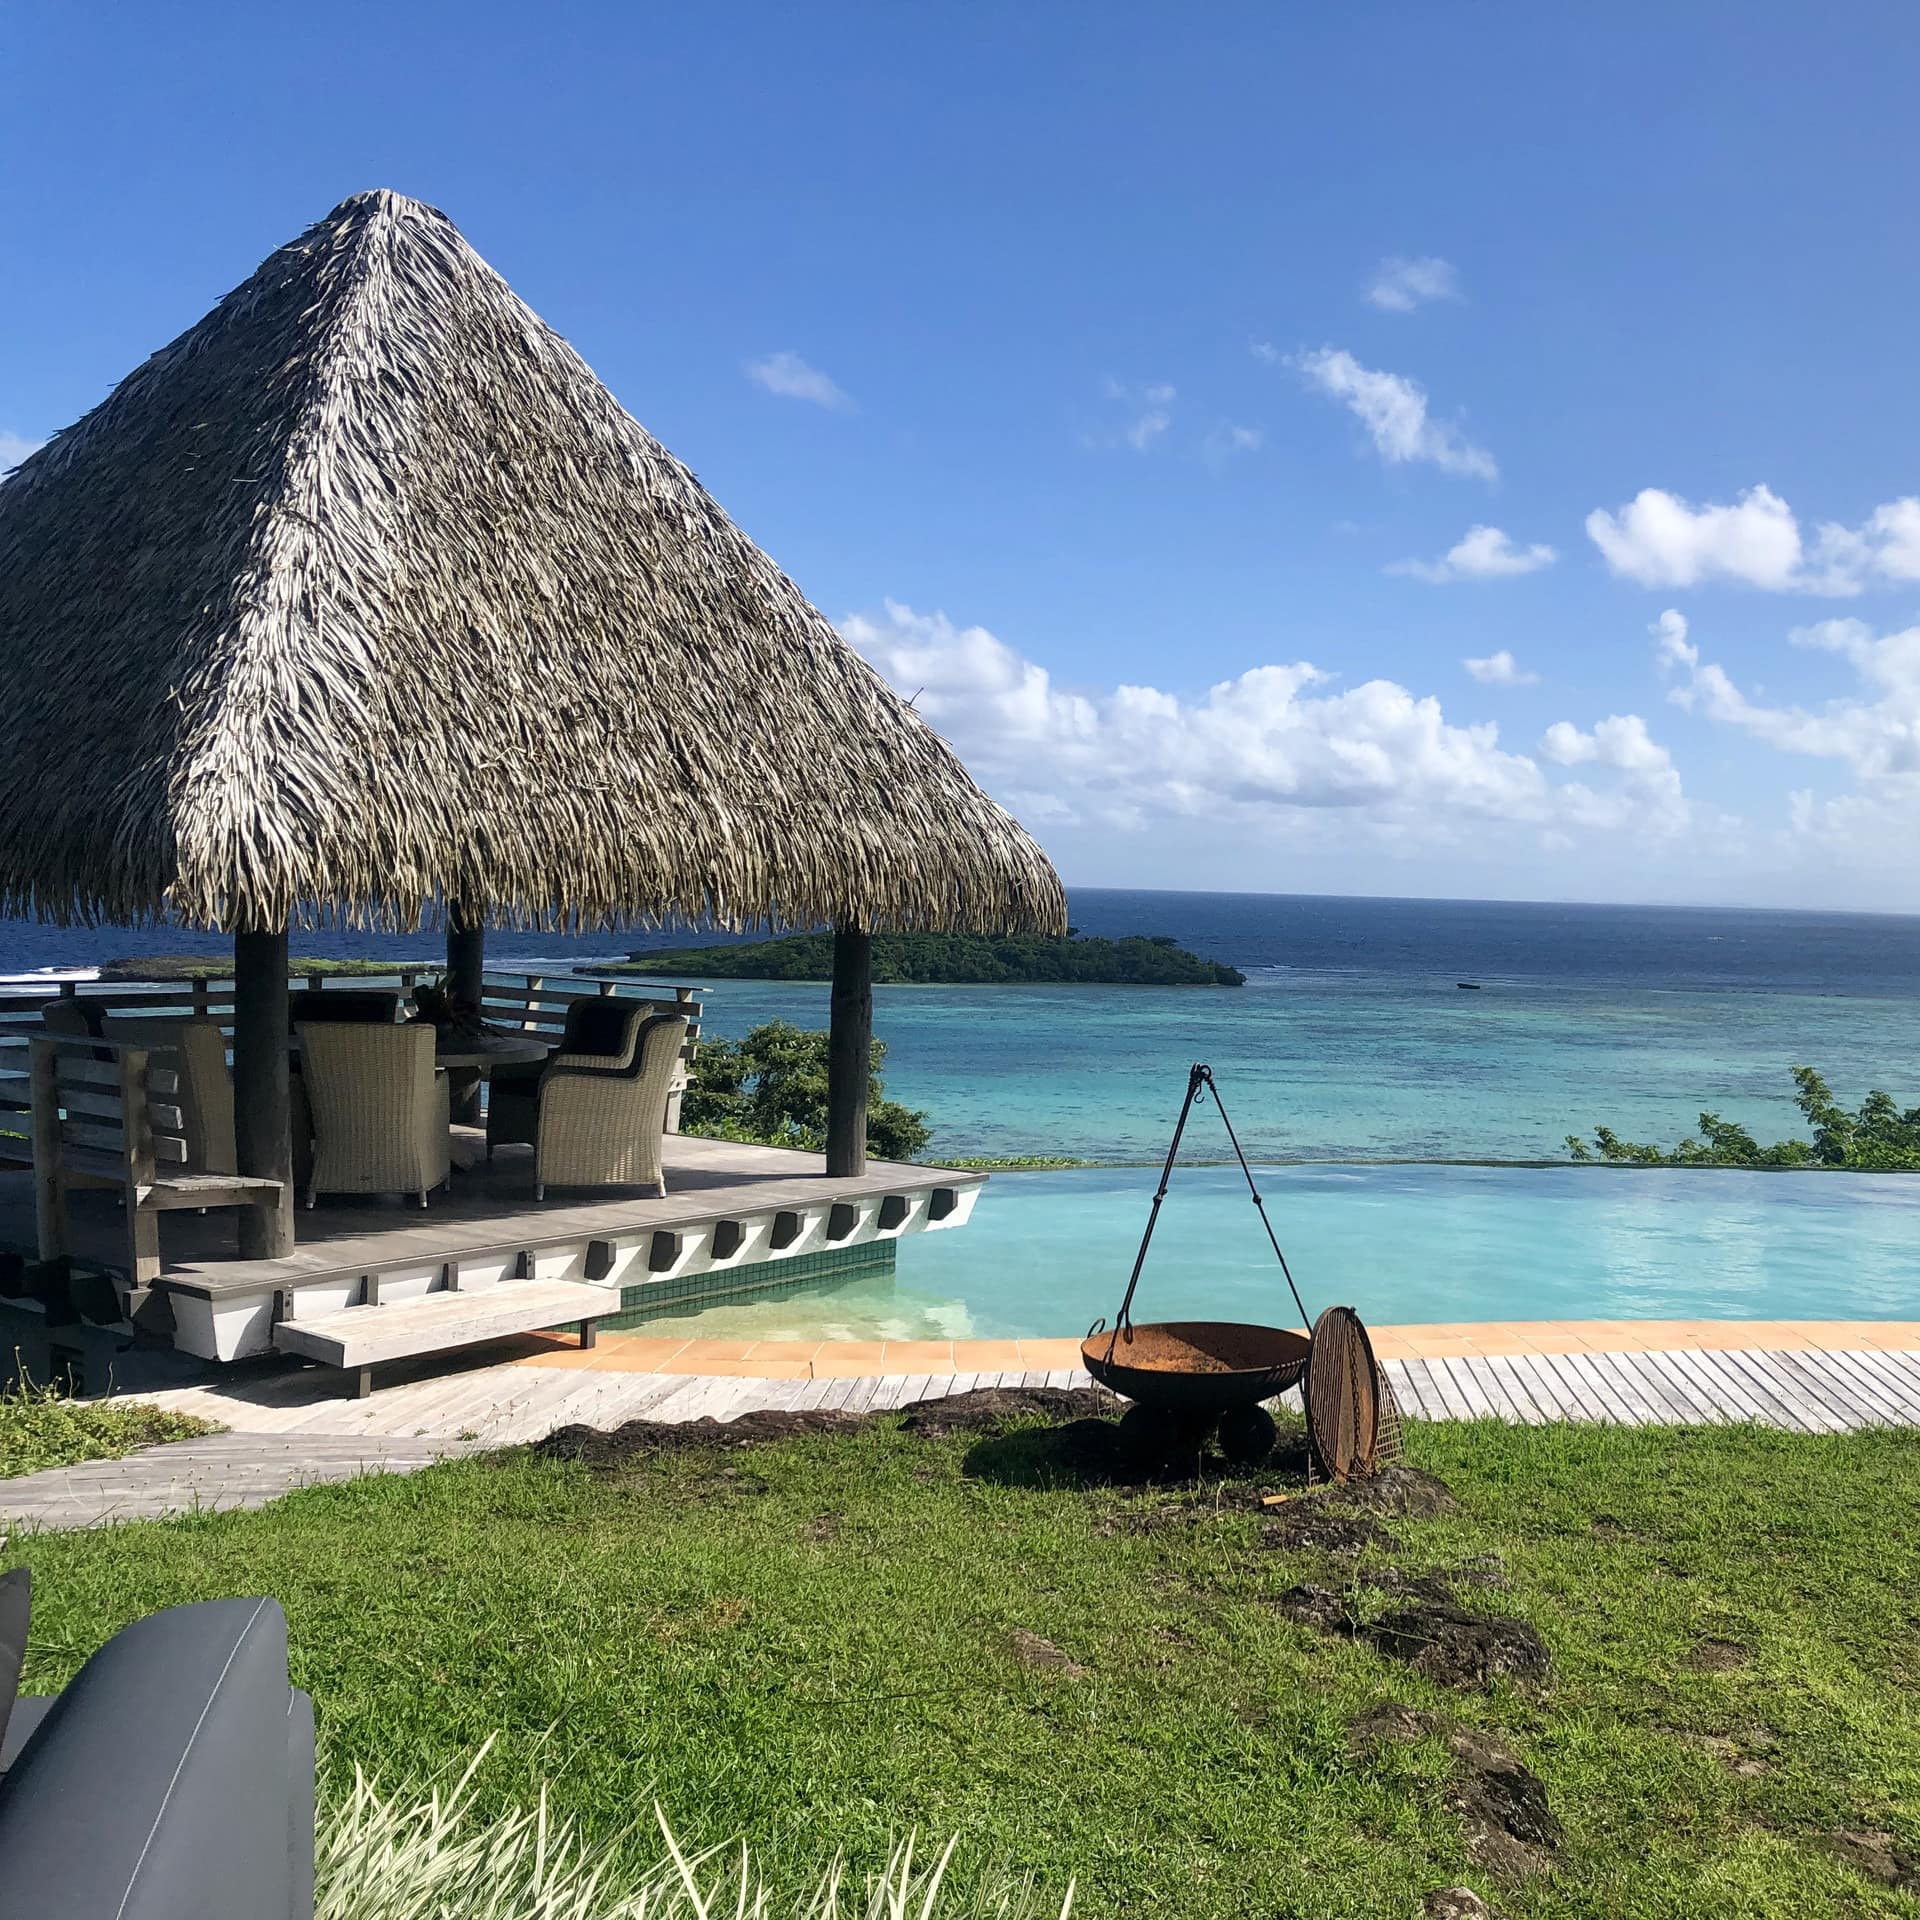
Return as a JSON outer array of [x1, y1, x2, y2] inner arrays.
[[7, 891, 1918, 1327], [5, 889, 1918, 1166]]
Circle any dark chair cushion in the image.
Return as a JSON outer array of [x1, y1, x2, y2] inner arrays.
[[0, 1695, 53, 1777], [287, 989, 400, 1030], [0, 1596, 313, 1919], [0, 1567, 26, 1760], [487, 1055, 547, 1094], [563, 996, 639, 1060]]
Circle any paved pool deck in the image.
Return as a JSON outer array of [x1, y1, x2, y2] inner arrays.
[[4, 1320, 1917, 1531], [506, 1318, 1920, 1380]]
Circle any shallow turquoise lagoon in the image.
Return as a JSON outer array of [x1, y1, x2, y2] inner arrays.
[[699, 974, 1920, 1166], [629, 1164, 1920, 1342]]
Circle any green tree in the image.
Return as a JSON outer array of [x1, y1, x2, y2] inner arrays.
[[1565, 1066, 1920, 1169], [681, 1020, 931, 1161]]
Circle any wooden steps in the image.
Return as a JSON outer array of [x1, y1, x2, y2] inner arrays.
[[272, 1278, 612, 1395]]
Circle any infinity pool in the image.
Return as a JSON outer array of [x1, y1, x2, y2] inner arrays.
[[628, 1164, 1920, 1341]]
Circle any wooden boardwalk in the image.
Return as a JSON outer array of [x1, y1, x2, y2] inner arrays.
[[6, 1345, 1919, 1532]]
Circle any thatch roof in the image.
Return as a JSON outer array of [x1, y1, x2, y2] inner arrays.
[[0, 189, 1065, 938]]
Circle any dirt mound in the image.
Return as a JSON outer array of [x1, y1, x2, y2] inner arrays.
[[1337, 1464, 1459, 1517], [1685, 1636, 1752, 1671], [1825, 1830, 1920, 1893], [1348, 1701, 1558, 1884], [1262, 1503, 1401, 1556], [537, 1409, 868, 1463], [1007, 1628, 1086, 1677], [1425, 1890, 1505, 1920], [1365, 1603, 1552, 1689], [1275, 1584, 1353, 1631], [899, 1387, 1115, 1435], [1448, 1755, 1560, 1878]]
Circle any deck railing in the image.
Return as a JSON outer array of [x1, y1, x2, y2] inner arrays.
[[0, 968, 709, 1168]]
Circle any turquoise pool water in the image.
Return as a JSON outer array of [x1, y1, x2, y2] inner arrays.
[[626, 1163, 1920, 1340]]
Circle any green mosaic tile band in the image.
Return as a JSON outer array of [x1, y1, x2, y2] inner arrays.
[[605, 1239, 898, 1327]]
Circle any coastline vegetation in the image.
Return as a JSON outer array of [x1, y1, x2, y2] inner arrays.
[[613, 930, 1246, 987], [681, 1019, 931, 1161], [13, 1415, 1918, 1915], [1565, 1066, 1920, 1170], [96, 954, 416, 982]]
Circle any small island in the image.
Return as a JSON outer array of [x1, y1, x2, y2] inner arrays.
[[96, 954, 415, 982], [614, 930, 1246, 987]]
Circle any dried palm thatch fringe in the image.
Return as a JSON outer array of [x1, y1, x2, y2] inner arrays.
[[0, 190, 1066, 940], [316, 1739, 1076, 1920]]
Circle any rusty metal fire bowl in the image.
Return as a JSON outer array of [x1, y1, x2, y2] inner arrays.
[[1080, 1319, 1311, 1417]]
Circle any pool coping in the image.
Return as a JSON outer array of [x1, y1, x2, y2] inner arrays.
[[513, 1318, 1920, 1380]]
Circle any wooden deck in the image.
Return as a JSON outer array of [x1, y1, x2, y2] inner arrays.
[[0, 1133, 983, 1365], [5, 1338, 1917, 1531], [0, 1133, 975, 1294]]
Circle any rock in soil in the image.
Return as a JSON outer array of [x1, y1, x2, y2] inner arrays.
[[1008, 1629, 1086, 1678], [899, 1387, 1115, 1435], [1424, 1890, 1504, 1920], [1365, 1604, 1552, 1689], [537, 1409, 867, 1463], [1825, 1830, 1920, 1893]]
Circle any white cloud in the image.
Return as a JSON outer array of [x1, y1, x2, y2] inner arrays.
[[1651, 608, 1698, 672], [1587, 485, 1920, 594], [842, 598, 1688, 845], [1366, 256, 1462, 313], [0, 430, 43, 474], [1097, 379, 1176, 452], [1287, 348, 1497, 481], [744, 351, 851, 409], [1661, 611, 1920, 783], [1204, 423, 1264, 464], [1391, 525, 1557, 583], [1464, 650, 1539, 686]]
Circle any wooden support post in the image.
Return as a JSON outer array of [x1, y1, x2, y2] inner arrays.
[[118, 1044, 160, 1287], [233, 927, 295, 1259], [446, 902, 487, 1126], [826, 926, 872, 1178], [29, 1037, 66, 1262]]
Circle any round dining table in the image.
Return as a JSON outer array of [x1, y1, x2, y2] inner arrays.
[[429, 1033, 551, 1126]]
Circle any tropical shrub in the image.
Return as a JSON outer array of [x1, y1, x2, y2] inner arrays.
[[682, 1020, 931, 1161], [1565, 1065, 1920, 1169]]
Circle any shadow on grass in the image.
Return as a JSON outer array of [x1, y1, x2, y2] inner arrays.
[[961, 1416, 1314, 1491]]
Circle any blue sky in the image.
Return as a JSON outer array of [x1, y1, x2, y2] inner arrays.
[[6, 3, 1920, 909]]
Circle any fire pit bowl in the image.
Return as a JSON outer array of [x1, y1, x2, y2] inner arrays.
[[1081, 1319, 1310, 1417]]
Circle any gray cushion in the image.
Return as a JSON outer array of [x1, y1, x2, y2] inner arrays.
[[0, 1595, 313, 1918], [0, 1567, 25, 1758]]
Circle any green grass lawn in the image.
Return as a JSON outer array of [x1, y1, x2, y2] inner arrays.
[[0, 1376, 217, 1478], [7, 1411, 1920, 1917]]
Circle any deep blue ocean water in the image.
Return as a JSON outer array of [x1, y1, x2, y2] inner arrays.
[[7, 891, 1917, 1326]]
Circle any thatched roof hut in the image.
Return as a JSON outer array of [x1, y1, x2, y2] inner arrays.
[[0, 188, 1064, 941], [0, 189, 1067, 1229]]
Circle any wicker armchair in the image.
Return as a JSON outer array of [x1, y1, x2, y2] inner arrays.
[[297, 1022, 450, 1207], [485, 996, 643, 1160], [489, 1007, 686, 1199]]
